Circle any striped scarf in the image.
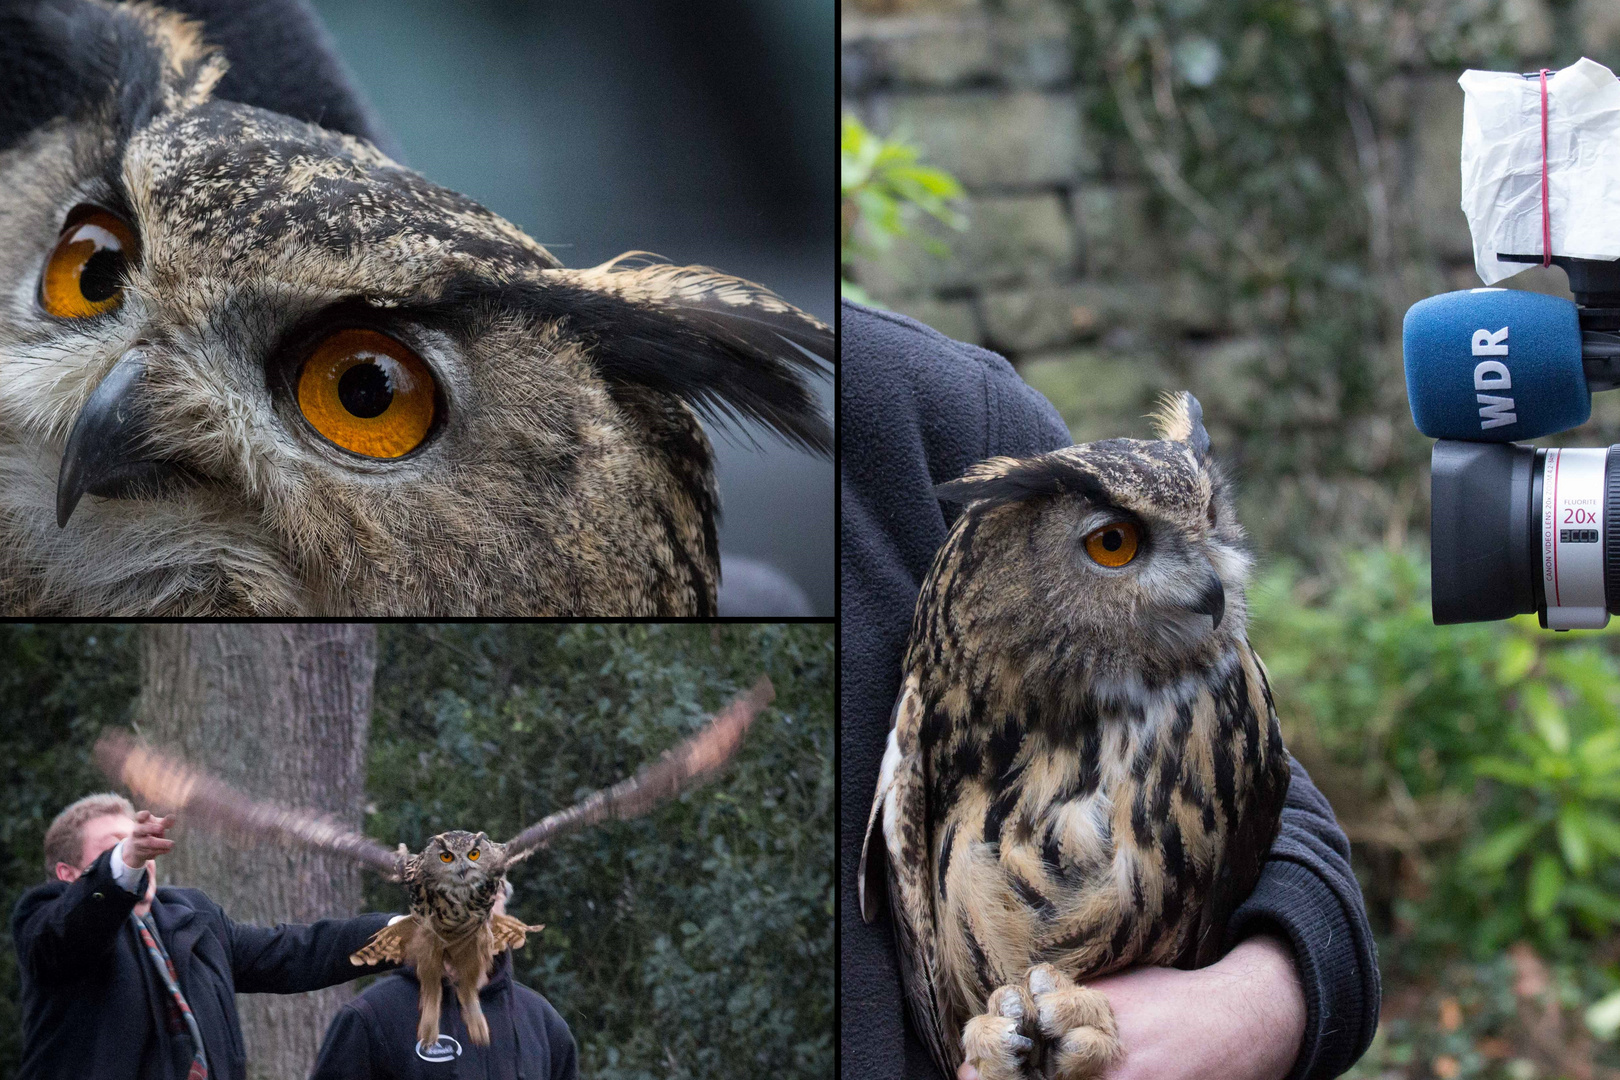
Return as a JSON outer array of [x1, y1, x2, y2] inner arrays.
[[132, 912, 208, 1080]]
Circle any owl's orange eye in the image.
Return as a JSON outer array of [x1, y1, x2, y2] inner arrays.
[[296, 328, 436, 458], [467, 849, 479, 860], [39, 208, 139, 318], [440, 852, 454, 863], [1084, 521, 1140, 567]]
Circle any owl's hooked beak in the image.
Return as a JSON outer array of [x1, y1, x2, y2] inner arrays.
[[1187, 567, 1225, 630], [56, 350, 193, 528]]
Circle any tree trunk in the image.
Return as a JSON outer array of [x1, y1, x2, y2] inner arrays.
[[138, 624, 377, 1080]]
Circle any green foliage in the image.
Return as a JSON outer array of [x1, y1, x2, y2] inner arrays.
[[1249, 549, 1620, 957], [0, 623, 831, 1080], [840, 112, 965, 304]]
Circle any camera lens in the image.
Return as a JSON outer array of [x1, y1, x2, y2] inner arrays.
[[1431, 439, 1620, 627]]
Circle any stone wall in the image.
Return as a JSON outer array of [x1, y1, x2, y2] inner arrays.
[[841, 0, 1620, 382], [842, 0, 1620, 551]]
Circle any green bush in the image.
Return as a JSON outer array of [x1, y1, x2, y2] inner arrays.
[[1249, 549, 1620, 958]]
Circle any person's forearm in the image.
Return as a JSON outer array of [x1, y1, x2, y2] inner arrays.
[[231, 913, 397, 993], [1095, 935, 1306, 1080]]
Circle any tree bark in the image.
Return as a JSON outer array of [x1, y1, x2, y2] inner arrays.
[[138, 624, 377, 1080]]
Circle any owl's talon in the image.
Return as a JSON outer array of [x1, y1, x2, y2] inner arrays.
[[1024, 964, 1119, 1080], [963, 985, 1037, 1080]]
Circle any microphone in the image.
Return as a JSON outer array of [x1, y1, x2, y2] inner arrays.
[[1402, 288, 1620, 442]]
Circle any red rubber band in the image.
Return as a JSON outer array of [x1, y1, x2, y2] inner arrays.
[[1541, 67, 1552, 267]]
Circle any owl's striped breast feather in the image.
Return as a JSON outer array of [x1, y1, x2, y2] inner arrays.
[[863, 641, 1289, 1078]]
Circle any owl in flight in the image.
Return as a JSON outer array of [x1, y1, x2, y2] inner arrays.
[[860, 394, 1291, 1080], [96, 677, 773, 1049], [0, 0, 830, 615]]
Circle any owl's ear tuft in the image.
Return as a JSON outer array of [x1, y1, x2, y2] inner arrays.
[[936, 453, 1112, 512], [1150, 390, 1210, 462], [535, 257, 831, 456]]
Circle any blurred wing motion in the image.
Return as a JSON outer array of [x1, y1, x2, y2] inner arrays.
[[94, 731, 401, 879], [504, 675, 773, 864]]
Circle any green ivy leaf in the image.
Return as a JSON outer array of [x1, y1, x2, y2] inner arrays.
[[1466, 819, 1542, 874], [1556, 805, 1592, 876], [1495, 636, 1537, 686], [1528, 852, 1565, 920]]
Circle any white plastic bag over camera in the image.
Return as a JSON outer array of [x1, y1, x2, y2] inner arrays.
[[1460, 57, 1620, 285]]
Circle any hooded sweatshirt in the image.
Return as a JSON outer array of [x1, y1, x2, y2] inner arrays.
[[310, 952, 577, 1080]]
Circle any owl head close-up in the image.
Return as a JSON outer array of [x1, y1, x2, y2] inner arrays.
[[930, 391, 1252, 693], [0, 0, 831, 616], [423, 830, 501, 880]]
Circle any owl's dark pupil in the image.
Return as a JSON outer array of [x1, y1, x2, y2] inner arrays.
[[78, 249, 124, 302], [338, 362, 393, 418], [1100, 530, 1123, 552]]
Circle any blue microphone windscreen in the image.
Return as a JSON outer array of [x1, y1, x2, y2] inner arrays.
[[1403, 288, 1587, 442]]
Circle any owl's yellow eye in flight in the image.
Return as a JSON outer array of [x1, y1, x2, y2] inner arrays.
[[40, 208, 138, 318], [1084, 521, 1140, 567], [440, 851, 454, 863], [296, 328, 436, 458], [467, 849, 480, 860]]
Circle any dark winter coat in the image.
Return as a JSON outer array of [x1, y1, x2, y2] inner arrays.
[[11, 847, 397, 1080], [310, 952, 577, 1080], [839, 300, 1382, 1080]]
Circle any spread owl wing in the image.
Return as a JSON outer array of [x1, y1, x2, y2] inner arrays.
[[536, 255, 831, 455], [350, 915, 416, 966], [503, 676, 773, 863], [94, 732, 402, 879], [490, 912, 546, 952], [859, 675, 958, 1080]]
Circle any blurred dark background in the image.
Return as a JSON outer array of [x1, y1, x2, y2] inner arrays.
[[311, 0, 836, 613]]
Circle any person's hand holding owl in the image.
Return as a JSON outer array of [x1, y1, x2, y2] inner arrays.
[[956, 936, 1306, 1080]]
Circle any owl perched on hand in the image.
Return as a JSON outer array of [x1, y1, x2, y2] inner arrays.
[[0, 0, 830, 615], [860, 393, 1291, 1080], [97, 677, 774, 1048]]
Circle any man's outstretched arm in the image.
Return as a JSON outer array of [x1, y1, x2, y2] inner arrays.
[[228, 910, 400, 993]]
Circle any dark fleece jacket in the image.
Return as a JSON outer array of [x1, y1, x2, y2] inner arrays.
[[839, 300, 1381, 1080]]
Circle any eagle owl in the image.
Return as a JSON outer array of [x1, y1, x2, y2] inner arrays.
[[0, 0, 830, 615], [96, 677, 774, 1048], [859, 393, 1291, 1080]]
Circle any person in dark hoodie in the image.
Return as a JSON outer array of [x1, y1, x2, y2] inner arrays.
[[12, 792, 401, 1080], [310, 881, 578, 1080], [840, 300, 1381, 1080]]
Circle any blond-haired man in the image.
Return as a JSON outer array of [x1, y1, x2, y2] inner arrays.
[[12, 792, 398, 1080]]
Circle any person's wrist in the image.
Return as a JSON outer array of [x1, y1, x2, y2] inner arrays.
[[1211, 935, 1306, 1080], [119, 839, 142, 870]]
